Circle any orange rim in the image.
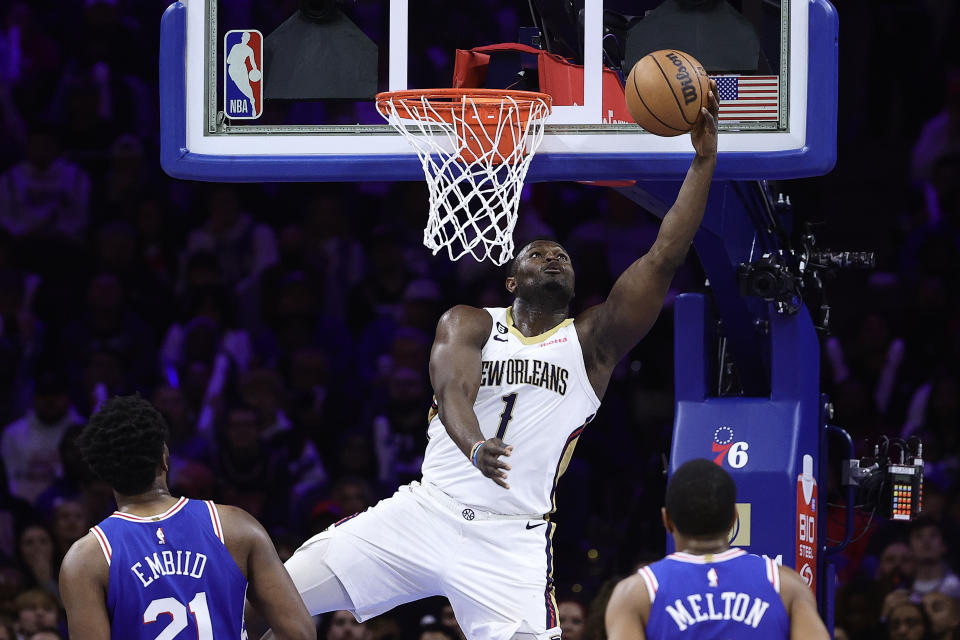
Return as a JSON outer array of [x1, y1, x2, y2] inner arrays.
[[376, 88, 552, 115]]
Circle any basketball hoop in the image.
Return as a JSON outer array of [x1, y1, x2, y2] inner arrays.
[[376, 89, 552, 266]]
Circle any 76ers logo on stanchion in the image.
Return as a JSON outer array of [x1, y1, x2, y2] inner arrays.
[[712, 426, 749, 469], [224, 30, 263, 119]]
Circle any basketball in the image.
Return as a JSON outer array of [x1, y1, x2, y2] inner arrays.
[[625, 49, 710, 137], [249, 69, 262, 82]]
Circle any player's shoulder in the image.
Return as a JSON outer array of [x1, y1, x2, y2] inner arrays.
[[60, 531, 108, 578], [210, 503, 266, 537], [776, 563, 809, 592], [613, 572, 652, 604], [608, 572, 653, 618], [440, 304, 491, 323], [435, 305, 493, 341]]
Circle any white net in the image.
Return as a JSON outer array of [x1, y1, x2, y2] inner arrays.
[[376, 90, 551, 266]]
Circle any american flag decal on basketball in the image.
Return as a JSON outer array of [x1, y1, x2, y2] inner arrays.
[[712, 76, 779, 122]]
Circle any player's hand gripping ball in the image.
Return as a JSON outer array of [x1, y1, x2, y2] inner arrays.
[[625, 49, 710, 137]]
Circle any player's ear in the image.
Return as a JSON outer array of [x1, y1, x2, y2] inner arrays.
[[161, 443, 171, 473], [661, 507, 674, 534], [505, 276, 517, 294]]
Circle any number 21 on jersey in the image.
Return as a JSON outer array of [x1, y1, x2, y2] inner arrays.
[[144, 592, 212, 640]]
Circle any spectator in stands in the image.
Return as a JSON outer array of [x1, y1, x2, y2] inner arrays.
[[371, 366, 428, 489], [0, 124, 89, 241], [910, 518, 960, 598], [49, 498, 89, 560], [438, 601, 466, 640], [15, 524, 56, 596], [558, 599, 587, 640], [877, 540, 919, 593], [922, 591, 960, 640], [214, 404, 290, 528], [912, 68, 960, 185], [0, 616, 15, 640], [323, 610, 369, 640], [0, 563, 25, 612], [183, 185, 277, 291], [0, 460, 35, 560], [12, 589, 58, 639], [61, 272, 157, 394], [0, 370, 81, 504], [418, 624, 455, 640], [885, 600, 933, 640]]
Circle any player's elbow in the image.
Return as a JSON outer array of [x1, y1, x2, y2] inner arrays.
[[646, 242, 687, 275]]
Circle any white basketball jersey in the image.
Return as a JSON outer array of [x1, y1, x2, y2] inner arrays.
[[421, 307, 601, 516]]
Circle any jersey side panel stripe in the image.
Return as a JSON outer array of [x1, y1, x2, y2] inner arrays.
[[205, 500, 225, 543], [543, 520, 558, 629], [639, 567, 658, 603], [548, 419, 591, 513], [90, 526, 112, 565]]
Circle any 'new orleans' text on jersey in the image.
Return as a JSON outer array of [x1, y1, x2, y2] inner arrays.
[[479, 359, 569, 395]]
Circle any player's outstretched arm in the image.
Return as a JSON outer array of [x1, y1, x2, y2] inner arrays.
[[429, 305, 513, 488], [578, 82, 719, 372], [59, 533, 111, 640], [605, 574, 649, 640], [778, 565, 830, 640], [219, 506, 316, 640]]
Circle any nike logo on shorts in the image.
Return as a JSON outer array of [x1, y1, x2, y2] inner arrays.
[[526, 522, 546, 529], [493, 336, 508, 342]]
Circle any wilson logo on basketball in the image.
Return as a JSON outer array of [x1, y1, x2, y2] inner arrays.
[[665, 52, 699, 105]]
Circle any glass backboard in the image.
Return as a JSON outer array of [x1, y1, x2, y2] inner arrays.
[[159, 0, 837, 183]]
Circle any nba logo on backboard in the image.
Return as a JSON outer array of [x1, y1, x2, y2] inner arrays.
[[224, 30, 263, 119]]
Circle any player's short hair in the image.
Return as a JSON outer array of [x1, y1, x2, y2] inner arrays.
[[77, 395, 169, 496], [665, 459, 737, 538], [508, 238, 570, 277]]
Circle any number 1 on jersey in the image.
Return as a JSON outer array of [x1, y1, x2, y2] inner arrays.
[[496, 393, 518, 439]]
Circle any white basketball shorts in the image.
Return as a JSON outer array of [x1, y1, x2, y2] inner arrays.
[[287, 481, 562, 640]]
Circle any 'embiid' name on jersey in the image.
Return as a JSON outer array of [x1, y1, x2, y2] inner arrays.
[[663, 591, 771, 632], [480, 359, 569, 395], [130, 550, 207, 587]]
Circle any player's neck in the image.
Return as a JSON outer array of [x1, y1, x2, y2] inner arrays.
[[674, 535, 730, 556], [511, 298, 568, 336], [114, 480, 179, 516]]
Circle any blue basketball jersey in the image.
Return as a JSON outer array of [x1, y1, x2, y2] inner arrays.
[[640, 548, 789, 640], [90, 498, 248, 640]]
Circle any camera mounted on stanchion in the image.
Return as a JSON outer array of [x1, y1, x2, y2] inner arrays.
[[736, 193, 875, 332]]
